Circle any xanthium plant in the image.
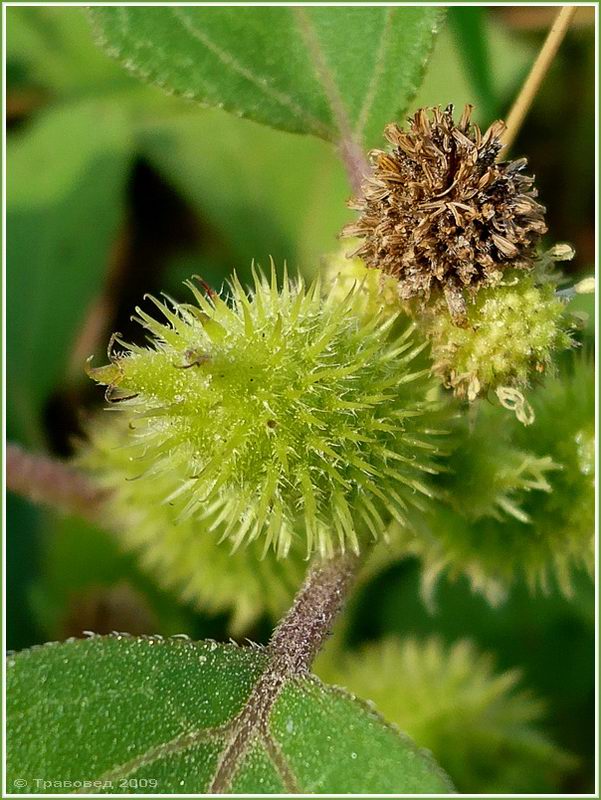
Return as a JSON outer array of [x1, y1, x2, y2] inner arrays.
[[81, 106, 592, 632], [6, 2, 595, 791]]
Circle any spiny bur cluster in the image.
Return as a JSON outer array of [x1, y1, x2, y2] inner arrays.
[[391, 354, 594, 602], [85, 269, 447, 561], [342, 104, 547, 321], [316, 637, 574, 794], [325, 242, 574, 411]]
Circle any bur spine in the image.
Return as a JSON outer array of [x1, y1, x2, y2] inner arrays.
[[86, 269, 447, 561]]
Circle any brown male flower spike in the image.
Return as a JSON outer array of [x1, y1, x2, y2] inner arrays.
[[342, 104, 547, 321]]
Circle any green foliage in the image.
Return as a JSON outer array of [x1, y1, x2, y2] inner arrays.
[[88, 6, 443, 147], [447, 8, 496, 120], [414, 10, 534, 124], [6, 6, 131, 96], [7, 636, 452, 794], [28, 514, 203, 641], [317, 636, 574, 793], [136, 110, 351, 274], [86, 273, 446, 559], [394, 354, 594, 602], [7, 101, 132, 445]]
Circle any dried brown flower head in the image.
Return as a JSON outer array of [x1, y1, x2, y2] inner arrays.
[[342, 104, 547, 321]]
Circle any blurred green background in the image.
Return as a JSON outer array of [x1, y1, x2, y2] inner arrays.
[[6, 6, 595, 794]]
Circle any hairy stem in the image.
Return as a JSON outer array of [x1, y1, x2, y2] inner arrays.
[[269, 549, 360, 673], [6, 443, 108, 521], [500, 5, 576, 155], [339, 138, 370, 194], [209, 551, 360, 793]]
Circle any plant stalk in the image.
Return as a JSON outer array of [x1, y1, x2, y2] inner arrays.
[[500, 5, 576, 155], [6, 442, 108, 521], [209, 550, 361, 793], [339, 138, 370, 195], [268, 549, 360, 674]]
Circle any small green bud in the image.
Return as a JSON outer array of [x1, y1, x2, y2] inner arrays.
[[425, 276, 574, 403], [86, 269, 446, 560]]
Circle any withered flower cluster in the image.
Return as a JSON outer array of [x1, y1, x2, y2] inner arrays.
[[342, 104, 547, 321]]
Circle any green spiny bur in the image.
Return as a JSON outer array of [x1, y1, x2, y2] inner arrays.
[[393, 353, 594, 601], [443, 408, 559, 525], [323, 242, 403, 322], [80, 416, 305, 634], [86, 268, 447, 560]]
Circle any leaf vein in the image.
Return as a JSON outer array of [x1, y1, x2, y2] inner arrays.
[[292, 8, 355, 145], [171, 7, 328, 137], [85, 724, 231, 791], [262, 730, 300, 793]]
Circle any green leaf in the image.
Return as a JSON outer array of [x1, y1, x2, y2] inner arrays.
[[7, 637, 453, 794], [88, 6, 443, 147], [7, 101, 132, 444]]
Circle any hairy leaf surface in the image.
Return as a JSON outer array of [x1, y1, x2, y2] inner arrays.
[[88, 6, 442, 147], [7, 636, 453, 794]]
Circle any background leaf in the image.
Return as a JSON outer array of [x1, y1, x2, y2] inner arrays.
[[28, 515, 209, 643], [88, 6, 443, 147], [7, 637, 453, 794], [7, 100, 132, 445], [447, 7, 497, 120], [6, 6, 133, 98], [136, 109, 351, 278]]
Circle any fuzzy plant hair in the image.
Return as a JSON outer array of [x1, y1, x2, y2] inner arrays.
[[86, 268, 448, 561]]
